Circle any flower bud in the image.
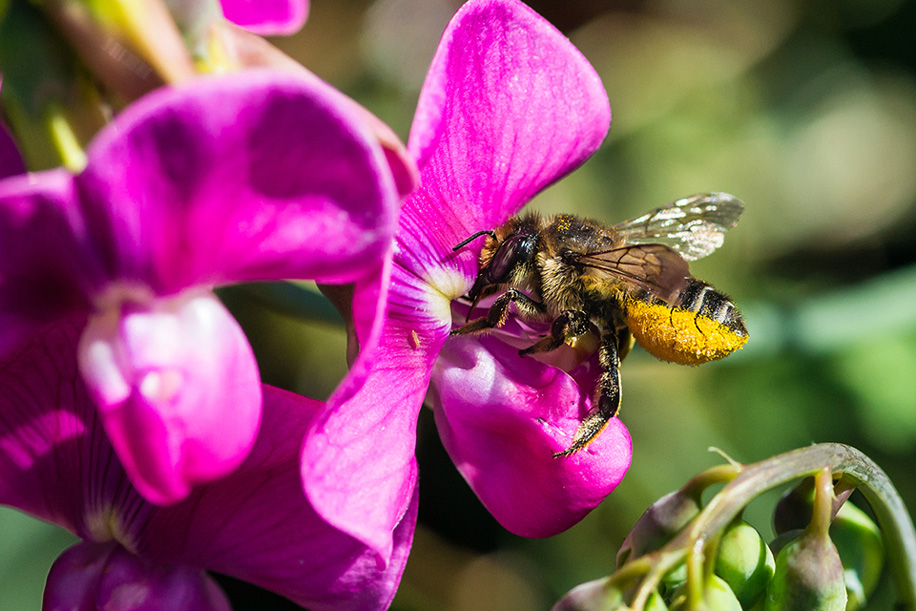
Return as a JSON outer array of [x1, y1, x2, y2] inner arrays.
[[617, 488, 702, 567], [774, 480, 884, 610], [714, 519, 775, 608], [551, 577, 626, 611], [830, 501, 884, 610], [669, 574, 742, 611], [767, 469, 847, 610], [764, 530, 847, 610], [769, 528, 804, 556]]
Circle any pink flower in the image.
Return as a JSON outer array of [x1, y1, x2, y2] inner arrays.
[[0, 318, 416, 611], [220, 0, 309, 36], [0, 70, 403, 505], [302, 0, 632, 565]]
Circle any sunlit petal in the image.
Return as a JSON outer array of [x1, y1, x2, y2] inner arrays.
[[77, 70, 399, 292], [220, 0, 309, 36], [431, 335, 632, 537]]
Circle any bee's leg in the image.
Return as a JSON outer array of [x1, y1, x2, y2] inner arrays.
[[617, 325, 635, 361], [554, 329, 621, 458], [518, 309, 590, 356], [450, 288, 544, 336]]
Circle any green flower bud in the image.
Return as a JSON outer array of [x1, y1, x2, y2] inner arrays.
[[830, 501, 884, 610], [617, 489, 702, 567], [669, 575, 742, 611], [551, 577, 626, 611], [769, 528, 804, 557], [764, 530, 847, 611], [773, 481, 884, 611], [714, 519, 776, 608]]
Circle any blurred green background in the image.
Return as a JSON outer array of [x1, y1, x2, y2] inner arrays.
[[4, 0, 916, 608]]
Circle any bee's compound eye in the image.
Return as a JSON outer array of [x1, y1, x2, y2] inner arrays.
[[488, 232, 538, 283]]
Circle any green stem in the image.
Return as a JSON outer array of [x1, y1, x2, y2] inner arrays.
[[46, 103, 87, 172], [809, 468, 833, 537], [627, 548, 687, 609], [681, 464, 741, 609], [624, 464, 740, 610], [682, 463, 742, 496]]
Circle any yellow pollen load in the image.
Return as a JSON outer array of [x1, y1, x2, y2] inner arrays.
[[624, 299, 747, 365]]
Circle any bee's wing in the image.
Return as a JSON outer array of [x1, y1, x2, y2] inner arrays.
[[613, 193, 744, 261], [574, 244, 690, 304]]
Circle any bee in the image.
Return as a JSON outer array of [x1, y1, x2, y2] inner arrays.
[[451, 193, 748, 457]]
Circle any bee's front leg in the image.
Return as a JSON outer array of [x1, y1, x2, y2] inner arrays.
[[554, 329, 621, 458], [450, 288, 545, 336], [518, 309, 590, 356]]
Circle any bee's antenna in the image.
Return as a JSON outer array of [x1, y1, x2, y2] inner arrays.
[[453, 230, 497, 251]]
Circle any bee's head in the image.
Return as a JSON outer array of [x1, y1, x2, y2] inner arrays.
[[469, 218, 540, 301]]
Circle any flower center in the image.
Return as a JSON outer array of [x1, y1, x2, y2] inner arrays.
[[85, 505, 138, 553]]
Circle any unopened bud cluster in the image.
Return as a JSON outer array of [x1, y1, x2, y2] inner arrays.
[[553, 447, 897, 611]]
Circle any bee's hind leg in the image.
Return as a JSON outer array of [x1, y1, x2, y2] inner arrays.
[[519, 309, 590, 356], [554, 329, 621, 458], [450, 289, 545, 336]]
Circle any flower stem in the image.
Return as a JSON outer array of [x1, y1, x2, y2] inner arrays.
[[669, 443, 916, 609], [46, 103, 88, 172], [809, 468, 833, 537]]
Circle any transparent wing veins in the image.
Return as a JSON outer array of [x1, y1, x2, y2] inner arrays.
[[614, 193, 744, 261], [574, 244, 690, 304]]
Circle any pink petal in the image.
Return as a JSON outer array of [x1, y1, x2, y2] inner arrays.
[[403, 0, 611, 266], [301, 0, 614, 562], [0, 316, 95, 531], [77, 70, 399, 293], [220, 0, 308, 36], [208, 29, 419, 198], [77, 291, 261, 505], [146, 387, 418, 611], [45, 542, 231, 611], [431, 335, 632, 537], [301, 266, 449, 563], [0, 170, 98, 357]]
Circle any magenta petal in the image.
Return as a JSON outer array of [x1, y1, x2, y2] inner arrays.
[[431, 335, 632, 537], [0, 316, 96, 531], [404, 0, 611, 254], [302, 269, 448, 562], [220, 0, 309, 36], [146, 387, 418, 611], [45, 542, 231, 611], [77, 70, 399, 292], [0, 170, 98, 357], [77, 291, 261, 505]]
